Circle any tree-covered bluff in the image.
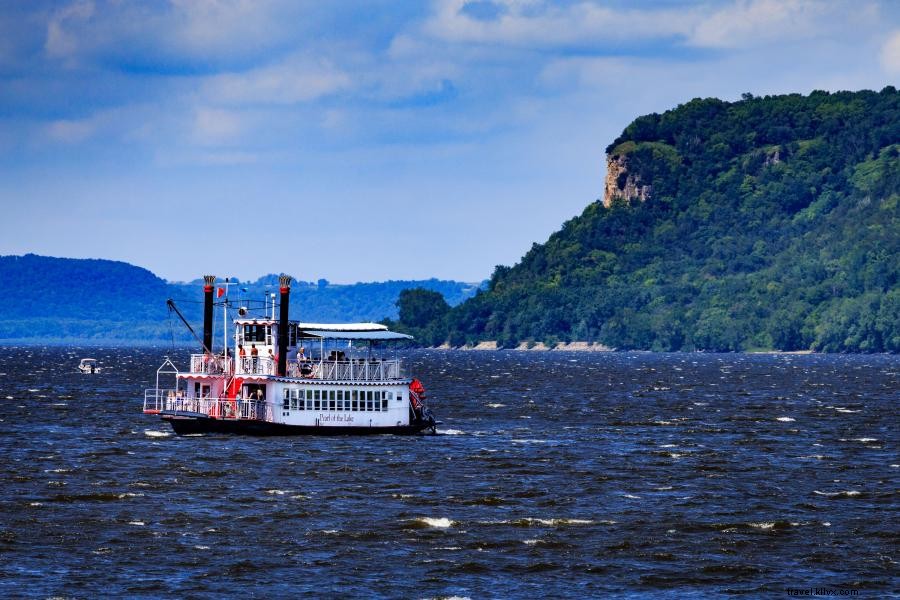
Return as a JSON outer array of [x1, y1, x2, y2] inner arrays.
[[414, 88, 899, 352]]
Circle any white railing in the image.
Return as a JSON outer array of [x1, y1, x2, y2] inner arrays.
[[287, 359, 403, 381], [189, 354, 233, 375], [235, 357, 276, 376], [187, 354, 404, 381], [143, 389, 270, 421]]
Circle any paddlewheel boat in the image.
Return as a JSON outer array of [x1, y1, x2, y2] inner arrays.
[[143, 275, 436, 435]]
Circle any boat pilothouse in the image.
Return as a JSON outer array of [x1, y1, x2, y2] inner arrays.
[[143, 275, 436, 435]]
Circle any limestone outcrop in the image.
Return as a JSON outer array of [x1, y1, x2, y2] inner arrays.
[[603, 153, 652, 207]]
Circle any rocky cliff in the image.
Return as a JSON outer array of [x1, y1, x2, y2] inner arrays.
[[603, 152, 652, 207]]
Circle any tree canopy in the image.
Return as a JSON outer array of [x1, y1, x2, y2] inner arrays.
[[437, 88, 900, 352]]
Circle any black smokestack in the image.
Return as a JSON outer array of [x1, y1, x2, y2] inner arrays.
[[277, 274, 292, 377], [202, 275, 216, 354]]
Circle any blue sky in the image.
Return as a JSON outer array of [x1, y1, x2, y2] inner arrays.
[[0, 1, 898, 283]]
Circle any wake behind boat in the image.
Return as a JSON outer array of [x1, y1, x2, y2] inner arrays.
[[142, 275, 436, 436]]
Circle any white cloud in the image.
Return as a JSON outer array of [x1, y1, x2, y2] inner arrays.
[[45, 117, 98, 143], [881, 30, 900, 74], [45, 1, 95, 64], [43, 0, 305, 68], [192, 107, 245, 144], [202, 55, 351, 105], [420, 0, 694, 47], [689, 0, 832, 48]]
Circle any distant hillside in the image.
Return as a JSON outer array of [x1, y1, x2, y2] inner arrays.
[[428, 88, 899, 352], [0, 254, 479, 343]]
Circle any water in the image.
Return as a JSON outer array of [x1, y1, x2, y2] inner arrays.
[[0, 347, 897, 598]]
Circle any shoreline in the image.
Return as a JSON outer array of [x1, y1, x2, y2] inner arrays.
[[432, 341, 824, 353]]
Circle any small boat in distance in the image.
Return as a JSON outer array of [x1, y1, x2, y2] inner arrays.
[[77, 358, 101, 374], [142, 275, 437, 436]]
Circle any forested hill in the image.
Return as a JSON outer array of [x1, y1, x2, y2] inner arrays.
[[0, 254, 479, 342], [436, 88, 899, 352]]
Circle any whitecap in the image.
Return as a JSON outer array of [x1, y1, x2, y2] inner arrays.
[[44, 468, 72, 474], [835, 408, 860, 413], [118, 493, 144, 499], [128, 521, 145, 526], [853, 438, 878, 443], [486, 403, 505, 408], [623, 494, 642, 500], [523, 539, 540, 545], [776, 417, 795, 422], [814, 490, 861, 497], [266, 489, 288, 495], [143, 430, 171, 438], [441, 429, 465, 435], [194, 545, 210, 550], [28, 502, 43, 507], [4, 396, 12, 400], [416, 517, 454, 528], [749, 522, 776, 530], [659, 444, 677, 448], [531, 518, 594, 526]]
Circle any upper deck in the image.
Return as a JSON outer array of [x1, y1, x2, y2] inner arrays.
[[185, 354, 407, 382]]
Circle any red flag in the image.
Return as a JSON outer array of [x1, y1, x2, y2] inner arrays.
[[217, 287, 225, 297]]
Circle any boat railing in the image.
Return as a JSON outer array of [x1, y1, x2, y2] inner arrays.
[[143, 388, 272, 420], [287, 358, 403, 381], [189, 354, 233, 375], [234, 357, 276, 376]]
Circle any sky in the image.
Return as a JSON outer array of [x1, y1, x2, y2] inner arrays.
[[0, 1, 898, 284]]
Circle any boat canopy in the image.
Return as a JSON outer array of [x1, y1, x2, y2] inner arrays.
[[233, 319, 388, 332], [299, 329, 413, 341]]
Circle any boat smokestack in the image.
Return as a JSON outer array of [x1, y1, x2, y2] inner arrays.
[[277, 274, 292, 377], [202, 275, 216, 354]]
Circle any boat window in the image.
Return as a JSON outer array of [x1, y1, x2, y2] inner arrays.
[[306, 389, 312, 400], [352, 397, 358, 411], [306, 399, 312, 410], [314, 399, 321, 410], [282, 388, 290, 409], [244, 324, 269, 343], [382, 392, 388, 411]]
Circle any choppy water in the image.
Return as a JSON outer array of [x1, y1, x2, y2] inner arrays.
[[0, 347, 897, 598]]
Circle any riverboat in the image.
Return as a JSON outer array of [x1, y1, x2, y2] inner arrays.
[[142, 275, 436, 435]]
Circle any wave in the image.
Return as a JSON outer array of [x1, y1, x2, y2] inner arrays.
[[143, 430, 171, 438], [813, 490, 863, 498], [410, 517, 454, 528]]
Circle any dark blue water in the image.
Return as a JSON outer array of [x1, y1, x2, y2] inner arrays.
[[0, 347, 897, 598]]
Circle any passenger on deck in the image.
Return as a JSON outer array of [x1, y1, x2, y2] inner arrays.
[[250, 344, 259, 371]]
